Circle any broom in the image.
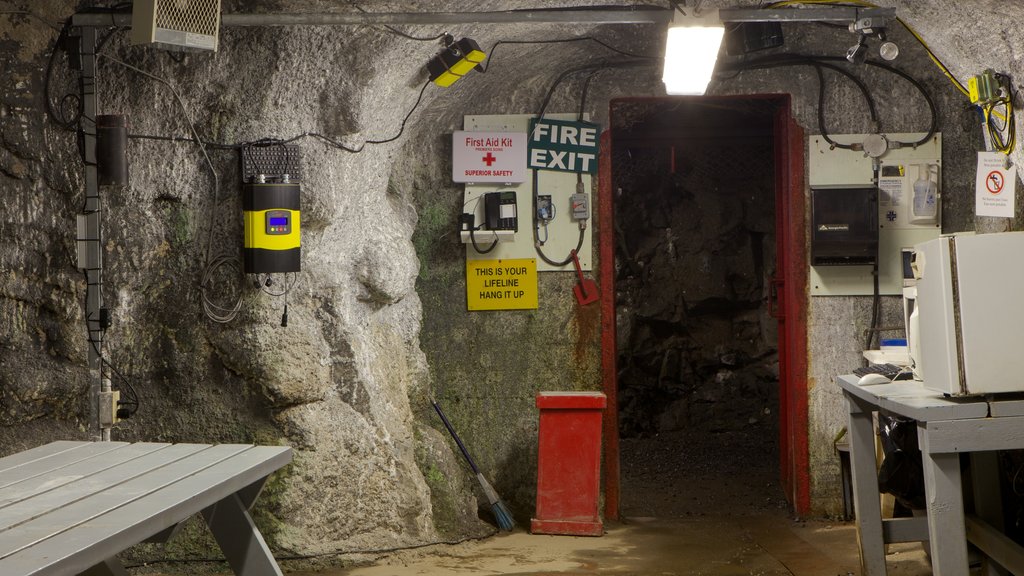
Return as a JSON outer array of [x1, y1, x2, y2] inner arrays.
[[431, 398, 516, 531]]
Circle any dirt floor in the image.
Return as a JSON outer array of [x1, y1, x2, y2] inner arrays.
[[139, 426, 934, 575], [289, 426, 933, 575]]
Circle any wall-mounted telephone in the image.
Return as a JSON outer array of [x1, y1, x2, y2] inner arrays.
[[485, 191, 518, 231]]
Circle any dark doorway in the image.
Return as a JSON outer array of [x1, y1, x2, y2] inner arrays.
[[605, 97, 801, 517]]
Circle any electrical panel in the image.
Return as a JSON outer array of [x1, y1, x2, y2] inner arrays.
[[243, 182, 301, 274], [810, 187, 878, 266], [461, 114, 593, 272], [808, 133, 941, 296], [241, 145, 302, 275]]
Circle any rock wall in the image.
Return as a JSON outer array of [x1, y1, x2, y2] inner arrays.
[[1, 1, 1021, 560], [1, 0, 493, 562]]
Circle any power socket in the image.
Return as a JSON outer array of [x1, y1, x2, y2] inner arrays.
[[537, 195, 554, 222]]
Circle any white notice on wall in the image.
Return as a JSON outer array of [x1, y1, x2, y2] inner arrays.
[[976, 151, 1017, 217], [452, 131, 527, 183]]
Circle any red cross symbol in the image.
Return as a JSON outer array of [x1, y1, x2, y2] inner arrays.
[[482, 152, 497, 166]]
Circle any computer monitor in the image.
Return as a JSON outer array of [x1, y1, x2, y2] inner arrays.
[[902, 248, 922, 379]]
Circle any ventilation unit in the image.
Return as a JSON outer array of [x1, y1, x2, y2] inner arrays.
[[131, 0, 221, 52]]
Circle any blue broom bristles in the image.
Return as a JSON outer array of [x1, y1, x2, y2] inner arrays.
[[477, 472, 516, 531], [491, 498, 516, 532]]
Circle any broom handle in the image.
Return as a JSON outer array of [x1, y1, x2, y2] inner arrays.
[[431, 400, 481, 475]]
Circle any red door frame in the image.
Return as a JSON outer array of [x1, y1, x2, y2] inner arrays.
[[599, 95, 810, 520]]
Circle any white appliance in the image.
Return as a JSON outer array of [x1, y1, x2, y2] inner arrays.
[[913, 232, 1024, 395]]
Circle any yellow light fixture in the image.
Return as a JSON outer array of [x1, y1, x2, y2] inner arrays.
[[427, 38, 486, 88], [662, 8, 725, 95]]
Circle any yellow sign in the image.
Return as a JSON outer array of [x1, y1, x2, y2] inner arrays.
[[466, 258, 538, 311]]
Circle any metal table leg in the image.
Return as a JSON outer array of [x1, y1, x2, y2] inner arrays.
[[203, 488, 284, 576], [846, 392, 888, 575], [919, 422, 969, 576]]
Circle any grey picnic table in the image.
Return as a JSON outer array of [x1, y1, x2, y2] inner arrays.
[[0, 441, 292, 576]]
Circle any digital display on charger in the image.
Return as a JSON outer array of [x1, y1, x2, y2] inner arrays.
[[269, 217, 289, 226]]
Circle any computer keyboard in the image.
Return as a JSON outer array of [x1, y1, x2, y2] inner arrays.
[[852, 363, 914, 381]]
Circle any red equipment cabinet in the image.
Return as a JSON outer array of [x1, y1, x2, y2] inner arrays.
[[531, 391, 607, 536]]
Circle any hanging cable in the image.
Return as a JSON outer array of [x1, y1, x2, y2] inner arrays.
[[341, 0, 447, 42], [763, 0, 970, 97], [481, 37, 656, 75], [532, 169, 585, 267], [718, 54, 937, 149], [99, 54, 242, 323]]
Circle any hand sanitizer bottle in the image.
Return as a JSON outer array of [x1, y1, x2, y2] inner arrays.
[[910, 164, 938, 225]]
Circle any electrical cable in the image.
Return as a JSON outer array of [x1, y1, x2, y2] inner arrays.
[[365, 80, 431, 145], [99, 54, 243, 323], [123, 82, 432, 153], [535, 59, 656, 124], [865, 258, 880, 351], [719, 55, 878, 150], [468, 226, 499, 254], [763, 0, 970, 97], [342, 0, 448, 42], [531, 169, 586, 267], [481, 38, 656, 75], [44, 21, 78, 131], [80, 270, 141, 417], [719, 54, 937, 149]]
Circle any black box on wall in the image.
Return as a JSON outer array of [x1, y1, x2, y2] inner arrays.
[[811, 187, 878, 266]]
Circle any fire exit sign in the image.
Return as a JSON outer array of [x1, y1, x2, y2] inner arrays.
[[528, 118, 600, 174]]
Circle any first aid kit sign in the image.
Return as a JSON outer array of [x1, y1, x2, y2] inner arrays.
[[528, 118, 600, 174], [452, 131, 527, 183]]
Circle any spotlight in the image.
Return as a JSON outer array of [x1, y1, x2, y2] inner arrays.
[[426, 37, 486, 88], [879, 41, 900, 61], [662, 8, 725, 95], [846, 38, 868, 64]]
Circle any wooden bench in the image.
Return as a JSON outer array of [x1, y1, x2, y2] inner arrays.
[[0, 441, 292, 576]]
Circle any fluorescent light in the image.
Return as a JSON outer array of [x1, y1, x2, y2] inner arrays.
[[662, 9, 725, 95]]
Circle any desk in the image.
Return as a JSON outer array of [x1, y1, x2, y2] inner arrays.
[[0, 441, 292, 576], [838, 375, 1024, 576]]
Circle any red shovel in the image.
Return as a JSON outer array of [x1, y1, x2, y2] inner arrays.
[[570, 249, 599, 306]]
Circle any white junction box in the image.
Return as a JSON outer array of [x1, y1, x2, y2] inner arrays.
[[131, 0, 222, 52], [809, 133, 942, 296]]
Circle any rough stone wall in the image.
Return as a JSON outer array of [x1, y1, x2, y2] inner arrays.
[[1, 1, 1019, 559], [0, 0, 494, 562]]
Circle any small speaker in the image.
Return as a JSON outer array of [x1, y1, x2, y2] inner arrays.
[[131, 0, 221, 52]]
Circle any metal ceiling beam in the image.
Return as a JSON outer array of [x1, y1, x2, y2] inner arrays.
[[71, 6, 895, 28], [71, 9, 672, 28], [719, 7, 895, 23]]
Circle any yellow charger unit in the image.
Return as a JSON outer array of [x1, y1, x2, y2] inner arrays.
[[243, 182, 300, 274]]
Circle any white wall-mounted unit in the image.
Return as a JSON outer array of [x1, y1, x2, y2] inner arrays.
[[808, 132, 942, 296], [131, 0, 221, 52], [462, 114, 593, 272]]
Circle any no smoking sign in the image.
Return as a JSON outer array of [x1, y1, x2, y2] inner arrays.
[[986, 170, 1005, 194], [976, 151, 1017, 217]]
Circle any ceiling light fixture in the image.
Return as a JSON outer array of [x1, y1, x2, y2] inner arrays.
[[426, 37, 486, 88], [662, 8, 725, 96]]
